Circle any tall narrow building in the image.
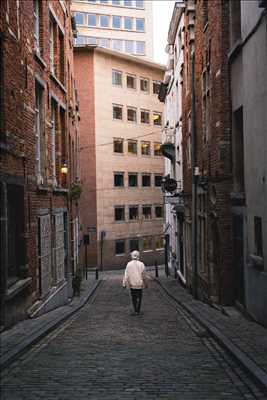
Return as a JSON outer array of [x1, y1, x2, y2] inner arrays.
[[71, 0, 153, 59], [74, 46, 165, 269]]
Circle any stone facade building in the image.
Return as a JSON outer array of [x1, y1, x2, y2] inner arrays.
[[0, 0, 80, 328], [159, 1, 185, 283], [229, 0, 267, 326], [74, 45, 164, 269], [161, 0, 234, 305], [71, 0, 153, 59]]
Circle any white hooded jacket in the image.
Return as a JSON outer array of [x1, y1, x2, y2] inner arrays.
[[122, 259, 146, 289]]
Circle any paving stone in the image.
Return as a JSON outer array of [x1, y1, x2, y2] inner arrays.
[[1, 274, 265, 399]]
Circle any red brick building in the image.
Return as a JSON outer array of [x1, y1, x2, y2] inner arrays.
[[0, 0, 81, 329], [182, 0, 233, 304]]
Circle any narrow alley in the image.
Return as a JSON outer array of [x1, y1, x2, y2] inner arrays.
[[1, 274, 265, 400]]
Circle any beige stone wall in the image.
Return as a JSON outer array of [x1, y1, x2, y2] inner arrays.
[[94, 50, 164, 268], [72, 0, 153, 59]]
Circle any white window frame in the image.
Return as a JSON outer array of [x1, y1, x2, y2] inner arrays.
[[112, 69, 122, 87], [49, 18, 55, 74], [34, 0, 40, 52]]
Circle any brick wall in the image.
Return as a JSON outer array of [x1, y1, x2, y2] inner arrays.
[[0, 0, 80, 328], [182, 0, 234, 304]]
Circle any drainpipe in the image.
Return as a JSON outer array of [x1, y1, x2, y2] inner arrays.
[[191, 51, 198, 299]]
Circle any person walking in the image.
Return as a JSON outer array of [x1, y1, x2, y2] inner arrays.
[[122, 250, 147, 315]]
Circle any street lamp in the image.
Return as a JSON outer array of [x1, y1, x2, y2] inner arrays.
[[61, 163, 68, 175]]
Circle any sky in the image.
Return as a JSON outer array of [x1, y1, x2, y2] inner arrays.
[[153, 0, 175, 65]]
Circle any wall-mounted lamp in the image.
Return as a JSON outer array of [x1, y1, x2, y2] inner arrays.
[[61, 164, 68, 175]]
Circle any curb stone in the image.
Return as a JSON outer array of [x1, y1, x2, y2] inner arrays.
[[0, 280, 102, 370], [155, 278, 267, 395]]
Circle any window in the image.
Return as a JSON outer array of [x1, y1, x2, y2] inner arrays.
[[112, 70, 122, 86], [129, 206, 139, 220], [203, 0, 208, 25], [114, 172, 124, 187], [124, 17, 133, 30], [124, 0, 132, 6], [100, 0, 109, 3], [155, 175, 162, 187], [112, 15, 121, 28], [126, 74, 136, 89], [155, 205, 163, 218], [141, 110, 150, 124], [254, 217, 263, 257], [49, 17, 56, 74], [59, 108, 67, 187], [75, 12, 85, 25], [140, 78, 149, 93], [136, 41, 145, 55], [136, 18, 145, 31], [75, 35, 86, 45], [202, 68, 210, 142], [113, 138, 123, 153], [35, 81, 45, 183], [155, 236, 164, 250], [153, 112, 162, 126], [87, 37, 97, 45], [142, 206, 152, 220], [142, 174, 151, 187], [125, 40, 134, 54], [130, 238, 139, 252], [34, 0, 41, 52], [59, 31, 65, 84], [115, 206, 125, 221], [115, 240, 125, 255], [51, 99, 57, 186], [99, 38, 110, 48], [230, 0, 241, 47], [88, 14, 97, 26], [127, 107, 137, 122], [128, 140, 137, 154], [112, 0, 121, 5], [128, 173, 138, 187], [113, 104, 123, 120], [154, 143, 162, 156], [112, 39, 123, 52], [141, 141, 151, 156], [153, 81, 161, 94], [136, 0, 144, 8], [143, 236, 152, 250], [233, 107, 244, 192], [100, 15, 109, 27]]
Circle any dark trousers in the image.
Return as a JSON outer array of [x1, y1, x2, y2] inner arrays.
[[130, 289, 143, 313]]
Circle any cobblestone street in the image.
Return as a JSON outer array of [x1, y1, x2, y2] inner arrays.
[[1, 276, 265, 400]]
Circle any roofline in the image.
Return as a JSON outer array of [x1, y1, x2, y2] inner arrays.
[[74, 45, 166, 71], [167, 1, 185, 45]]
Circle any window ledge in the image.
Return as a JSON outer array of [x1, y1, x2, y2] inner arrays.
[[34, 51, 47, 69], [249, 254, 264, 271], [203, 22, 209, 33], [50, 73, 67, 93], [53, 187, 69, 194], [37, 185, 51, 193], [6, 277, 32, 301]]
